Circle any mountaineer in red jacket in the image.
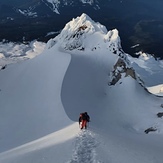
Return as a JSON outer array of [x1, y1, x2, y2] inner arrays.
[[79, 112, 90, 129]]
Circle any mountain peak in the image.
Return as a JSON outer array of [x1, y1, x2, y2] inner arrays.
[[76, 13, 93, 23], [63, 13, 107, 35], [47, 13, 124, 55]]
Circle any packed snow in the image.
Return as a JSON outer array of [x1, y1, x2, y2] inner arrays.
[[0, 13, 163, 163]]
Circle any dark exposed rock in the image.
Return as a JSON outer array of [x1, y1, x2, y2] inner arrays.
[[144, 127, 157, 134], [157, 112, 163, 118], [109, 58, 136, 85], [1, 65, 7, 70], [78, 25, 87, 31]]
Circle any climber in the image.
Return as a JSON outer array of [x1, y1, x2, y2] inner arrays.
[[79, 112, 90, 129]]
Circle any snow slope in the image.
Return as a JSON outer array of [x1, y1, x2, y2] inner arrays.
[[0, 13, 163, 163]]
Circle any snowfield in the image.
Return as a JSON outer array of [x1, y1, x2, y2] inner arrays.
[[0, 13, 163, 163]]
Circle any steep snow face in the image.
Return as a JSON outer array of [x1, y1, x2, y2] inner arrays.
[[48, 13, 124, 58]]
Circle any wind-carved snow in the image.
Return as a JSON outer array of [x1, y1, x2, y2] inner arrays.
[[67, 130, 101, 163]]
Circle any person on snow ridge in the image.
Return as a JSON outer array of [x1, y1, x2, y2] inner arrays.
[[79, 112, 90, 129]]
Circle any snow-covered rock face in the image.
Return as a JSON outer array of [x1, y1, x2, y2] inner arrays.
[[58, 13, 107, 50], [109, 58, 136, 86], [47, 13, 144, 87], [108, 58, 145, 88], [48, 13, 124, 56]]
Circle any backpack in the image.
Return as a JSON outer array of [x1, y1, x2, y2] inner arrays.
[[81, 113, 90, 122]]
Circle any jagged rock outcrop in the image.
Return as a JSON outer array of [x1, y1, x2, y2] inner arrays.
[[144, 127, 157, 134], [157, 112, 163, 118], [109, 58, 137, 85], [47, 13, 124, 54]]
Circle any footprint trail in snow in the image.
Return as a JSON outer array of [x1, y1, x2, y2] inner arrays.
[[67, 129, 102, 163]]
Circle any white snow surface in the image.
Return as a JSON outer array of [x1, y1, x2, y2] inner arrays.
[[0, 41, 46, 69], [0, 13, 163, 163]]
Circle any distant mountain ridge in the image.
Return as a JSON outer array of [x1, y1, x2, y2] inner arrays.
[[1, 0, 163, 59], [0, 0, 100, 18]]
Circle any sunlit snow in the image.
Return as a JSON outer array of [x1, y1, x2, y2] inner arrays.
[[0, 13, 163, 163]]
